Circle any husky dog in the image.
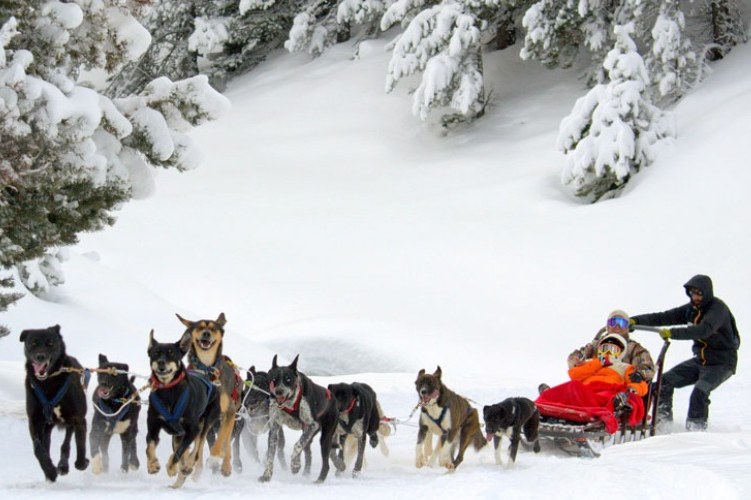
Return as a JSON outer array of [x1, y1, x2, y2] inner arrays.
[[240, 366, 290, 468], [259, 354, 345, 483], [414, 366, 486, 470], [146, 330, 220, 488], [483, 397, 540, 465], [90, 354, 140, 474], [20, 325, 89, 482], [177, 312, 243, 476], [328, 381, 389, 476]]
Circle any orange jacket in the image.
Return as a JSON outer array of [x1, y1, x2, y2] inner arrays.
[[568, 358, 648, 397]]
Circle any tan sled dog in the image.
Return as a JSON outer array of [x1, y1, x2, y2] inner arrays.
[[177, 312, 242, 477], [414, 366, 485, 470]]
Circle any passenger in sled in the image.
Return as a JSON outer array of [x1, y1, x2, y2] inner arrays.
[[536, 313, 650, 434]]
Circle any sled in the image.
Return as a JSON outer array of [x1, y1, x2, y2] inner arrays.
[[536, 331, 670, 457]]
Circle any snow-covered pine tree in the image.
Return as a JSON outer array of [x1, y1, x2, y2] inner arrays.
[[646, 0, 701, 105], [558, 23, 675, 202], [285, 0, 392, 57], [107, 0, 200, 97], [703, 0, 747, 61], [190, 0, 311, 89], [0, 2, 229, 306], [383, 0, 491, 125]]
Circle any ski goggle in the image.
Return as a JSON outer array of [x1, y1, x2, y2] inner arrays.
[[598, 342, 623, 359], [607, 316, 629, 329], [687, 288, 703, 297]]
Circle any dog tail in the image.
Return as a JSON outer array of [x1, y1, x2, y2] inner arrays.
[[473, 429, 487, 451], [376, 401, 391, 457]]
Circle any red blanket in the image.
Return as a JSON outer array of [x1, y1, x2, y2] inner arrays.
[[535, 380, 645, 433]]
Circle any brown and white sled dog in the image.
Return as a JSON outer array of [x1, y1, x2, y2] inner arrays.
[[414, 366, 485, 470], [177, 312, 243, 477]]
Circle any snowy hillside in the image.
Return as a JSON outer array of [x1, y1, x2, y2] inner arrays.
[[1, 34, 750, 500]]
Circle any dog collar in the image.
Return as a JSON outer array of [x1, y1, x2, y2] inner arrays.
[[279, 379, 304, 414], [344, 396, 357, 414], [150, 369, 186, 390]]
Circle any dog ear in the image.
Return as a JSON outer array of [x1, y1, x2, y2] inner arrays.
[[178, 331, 192, 354], [175, 313, 192, 327], [99, 353, 108, 365], [148, 329, 157, 352], [272, 354, 278, 369], [216, 312, 227, 327], [418, 368, 425, 376], [19, 330, 28, 342], [434, 366, 442, 378], [290, 354, 299, 372]]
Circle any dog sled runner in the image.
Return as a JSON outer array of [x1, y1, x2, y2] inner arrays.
[[537, 332, 670, 457]]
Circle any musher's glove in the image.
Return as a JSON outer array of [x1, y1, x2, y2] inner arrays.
[[629, 318, 636, 332], [629, 371, 644, 383], [613, 392, 632, 413], [658, 328, 672, 340]]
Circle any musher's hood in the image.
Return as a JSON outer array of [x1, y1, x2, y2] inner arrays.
[[684, 274, 714, 305]]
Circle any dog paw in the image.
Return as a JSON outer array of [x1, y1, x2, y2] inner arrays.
[[75, 458, 89, 471], [369, 435, 379, 448], [43, 466, 58, 483], [352, 469, 361, 478], [147, 460, 160, 474], [258, 473, 272, 483], [57, 462, 70, 476], [415, 456, 427, 468], [92, 454, 103, 475], [207, 456, 222, 474], [290, 456, 301, 474]]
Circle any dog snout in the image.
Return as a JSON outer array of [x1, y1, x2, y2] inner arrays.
[[34, 353, 48, 363]]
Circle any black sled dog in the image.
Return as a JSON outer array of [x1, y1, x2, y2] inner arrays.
[[414, 366, 486, 470], [483, 397, 540, 466], [328, 381, 390, 477], [146, 330, 220, 488], [260, 354, 345, 483], [90, 354, 140, 474], [20, 325, 89, 482]]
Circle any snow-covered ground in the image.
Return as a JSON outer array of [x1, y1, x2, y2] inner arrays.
[[2, 35, 750, 499]]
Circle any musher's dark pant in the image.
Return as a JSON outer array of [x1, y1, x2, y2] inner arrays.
[[658, 358, 733, 428]]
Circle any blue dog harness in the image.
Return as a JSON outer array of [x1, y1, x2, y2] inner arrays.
[[97, 388, 134, 431], [149, 372, 214, 431], [31, 374, 73, 425]]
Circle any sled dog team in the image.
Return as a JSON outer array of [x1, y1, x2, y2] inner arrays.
[[20, 313, 538, 486]]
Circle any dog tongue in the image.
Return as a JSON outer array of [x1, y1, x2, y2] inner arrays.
[[32, 361, 48, 377], [486, 432, 494, 442], [97, 387, 111, 399]]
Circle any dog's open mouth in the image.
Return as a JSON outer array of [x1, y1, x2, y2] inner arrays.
[[32, 361, 50, 380], [197, 338, 215, 350], [420, 390, 439, 404], [275, 394, 290, 405], [97, 387, 112, 399], [486, 432, 494, 442]]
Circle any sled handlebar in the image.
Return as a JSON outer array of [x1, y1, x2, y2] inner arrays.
[[631, 325, 663, 333]]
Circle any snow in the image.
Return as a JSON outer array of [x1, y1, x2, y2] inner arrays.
[[2, 32, 751, 499]]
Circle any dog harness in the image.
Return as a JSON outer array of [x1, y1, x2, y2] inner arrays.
[[97, 387, 134, 432], [188, 354, 243, 403], [337, 396, 360, 432], [421, 405, 449, 431], [30, 374, 73, 425], [149, 372, 214, 432], [270, 377, 333, 418]]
